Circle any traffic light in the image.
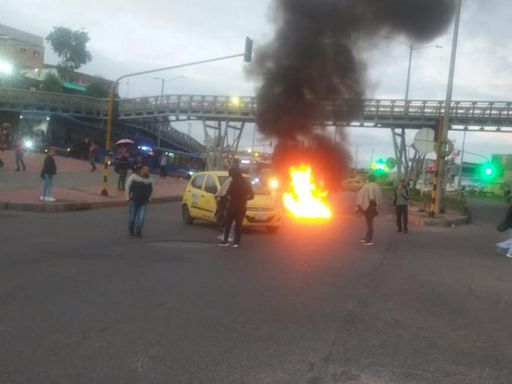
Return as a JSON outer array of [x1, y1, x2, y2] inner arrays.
[[371, 159, 389, 177], [244, 37, 253, 63], [479, 162, 502, 182]]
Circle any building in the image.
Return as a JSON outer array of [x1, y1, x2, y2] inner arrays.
[[21, 65, 113, 94], [0, 24, 44, 69]]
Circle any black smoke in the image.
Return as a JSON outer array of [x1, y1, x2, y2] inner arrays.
[[253, 0, 457, 189]]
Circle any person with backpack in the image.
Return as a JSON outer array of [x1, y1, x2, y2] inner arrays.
[[393, 179, 410, 233], [218, 169, 254, 248]]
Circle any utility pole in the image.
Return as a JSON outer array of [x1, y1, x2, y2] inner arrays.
[[433, 0, 462, 215]]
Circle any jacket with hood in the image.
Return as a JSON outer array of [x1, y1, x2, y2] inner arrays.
[[125, 173, 153, 205]]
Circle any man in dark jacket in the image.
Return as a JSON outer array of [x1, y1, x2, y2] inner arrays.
[[218, 169, 254, 248], [115, 150, 130, 191], [40, 147, 57, 202], [125, 165, 153, 238], [394, 179, 410, 233]]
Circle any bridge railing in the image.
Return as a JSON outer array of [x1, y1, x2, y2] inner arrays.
[[119, 95, 257, 119], [2, 88, 512, 127]]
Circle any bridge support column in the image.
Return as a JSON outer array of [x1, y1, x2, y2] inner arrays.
[[203, 120, 245, 171], [391, 127, 409, 180]]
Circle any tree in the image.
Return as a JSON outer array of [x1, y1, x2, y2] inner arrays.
[[40, 73, 63, 93], [85, 78, 110, 98], [46, 27, 92, 71]]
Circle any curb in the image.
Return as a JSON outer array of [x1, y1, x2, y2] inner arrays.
[[408, 213, 471, 227], [0, 196, 182, 213]]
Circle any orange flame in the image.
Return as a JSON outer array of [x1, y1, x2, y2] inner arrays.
[[283, 165, 332, 220]]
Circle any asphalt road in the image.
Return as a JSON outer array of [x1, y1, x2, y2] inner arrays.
[[1, 194, 512, 384]]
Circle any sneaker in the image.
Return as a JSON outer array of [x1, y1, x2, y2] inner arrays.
[[40, 196, 45, 201], [232, 243, 240, 248], [362, 241, 375, 246], [359, 239, 367, 244], [45, 197, 56, 202], [217, 234, 224, 241], [228, 237, 234, 242], [506, 253, 512, 258], [218, 241, 230, 247]]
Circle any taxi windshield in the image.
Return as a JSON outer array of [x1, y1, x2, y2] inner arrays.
[[218, 176, 269, 195]]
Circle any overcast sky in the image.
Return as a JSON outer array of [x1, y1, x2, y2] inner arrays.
[[2, 0, 512, 167]]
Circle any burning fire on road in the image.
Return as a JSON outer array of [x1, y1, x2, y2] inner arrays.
[[283, 165, 332, 221]]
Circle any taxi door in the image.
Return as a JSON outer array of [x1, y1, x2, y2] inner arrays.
[[200, 175, 220, 221], [186, 174, 206, 218]]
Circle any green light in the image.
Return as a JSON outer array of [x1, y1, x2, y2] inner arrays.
[[479, 162, 499, 182], [371, 159, 389, 177]]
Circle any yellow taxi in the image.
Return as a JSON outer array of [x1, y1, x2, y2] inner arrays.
[[181, 171, 281, 232], [342, 177, 365, 191]]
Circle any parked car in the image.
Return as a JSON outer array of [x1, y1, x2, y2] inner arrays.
[[181, 171, 281, 232]]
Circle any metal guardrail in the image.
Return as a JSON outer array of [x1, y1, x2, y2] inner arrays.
[[2, 88, 512, 129]]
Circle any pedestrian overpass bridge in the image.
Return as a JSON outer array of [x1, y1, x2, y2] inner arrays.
[[2, 88, 512, 131]]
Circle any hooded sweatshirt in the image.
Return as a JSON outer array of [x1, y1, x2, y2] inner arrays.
[[125, 173, 153, 205]]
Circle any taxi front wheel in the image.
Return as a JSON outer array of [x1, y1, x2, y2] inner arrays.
[[182, 205, 194, 225]]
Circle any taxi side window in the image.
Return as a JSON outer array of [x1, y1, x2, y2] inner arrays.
[[204, 176, 218, 195], [191, 174, 205, 190]]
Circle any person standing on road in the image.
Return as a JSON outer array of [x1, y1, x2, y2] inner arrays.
[[40, 147, 57, 202], [215, 167, 237, 242], [393, 179, 410, 233], [356, 174, 383, 246], [125, 164, 153, 238], [88, 141, 98, 172], [218, 169, 254, 248], [115, 150, 130, 191], [14, 136, 26, 172]]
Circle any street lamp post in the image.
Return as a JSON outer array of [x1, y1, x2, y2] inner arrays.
[[384, 36, 442, 180], [100, 37, 254, 196], [153, 75, 186, 100]]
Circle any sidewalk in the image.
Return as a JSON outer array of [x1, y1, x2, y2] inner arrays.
[[0, 150, 187, 213]]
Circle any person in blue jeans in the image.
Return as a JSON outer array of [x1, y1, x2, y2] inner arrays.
[[40, 147, 57, 202], [125, 164, 153, 238], [14, 136, 26, 172]]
